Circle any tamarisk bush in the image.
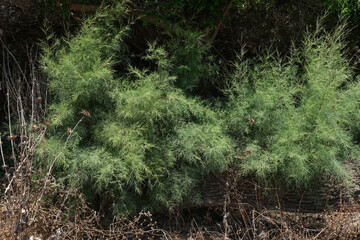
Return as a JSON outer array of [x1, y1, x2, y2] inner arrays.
[[38, 3, 233, 214], [38, 0, 360, 215], [225, 22, 360, 188]]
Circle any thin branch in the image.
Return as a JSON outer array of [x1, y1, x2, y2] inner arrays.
[[209, 0, 234, 43], [0, 133, 10, 185], [6, 85, 15, 161], [30, 116, 85, 224], [0, 38, 29, 88]]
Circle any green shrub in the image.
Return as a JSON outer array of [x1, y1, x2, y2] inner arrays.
[[225, 22, 360, 188], [38, 3, 233, 214]]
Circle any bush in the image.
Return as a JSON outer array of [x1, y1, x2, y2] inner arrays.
[[225, 22, 360, 188], [38, 2, 233, 214]]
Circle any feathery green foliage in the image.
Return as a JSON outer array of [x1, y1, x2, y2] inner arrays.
[[41, 3, 129, 129], [167, 31, 216, 93], [37, 0, 360, 215], [225, 22, 360, 188], [38, 2, 233, 213]]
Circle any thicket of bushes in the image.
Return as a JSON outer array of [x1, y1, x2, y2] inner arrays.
[[37, 2, 360, 215]]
